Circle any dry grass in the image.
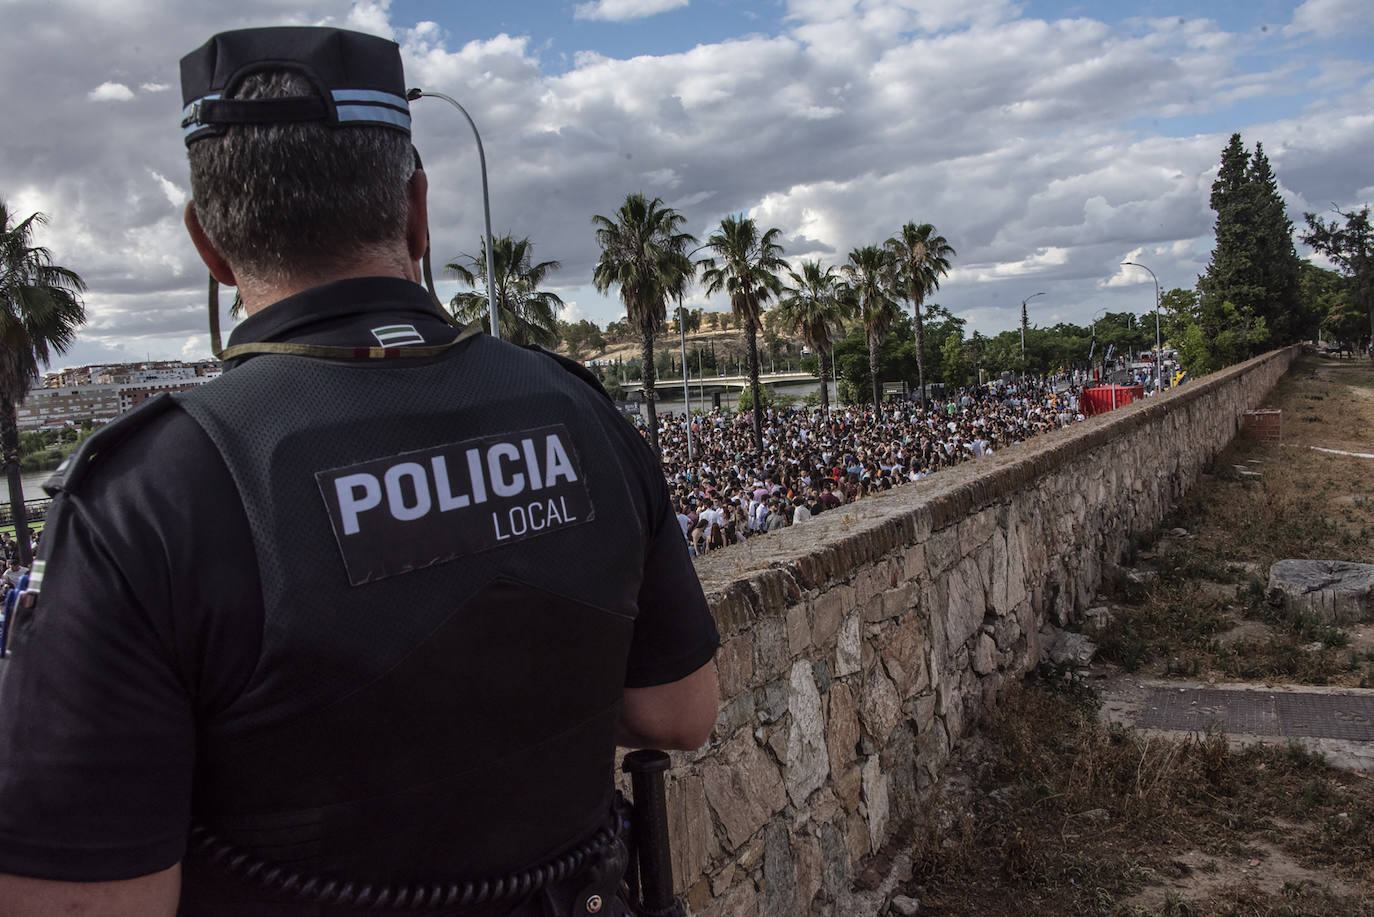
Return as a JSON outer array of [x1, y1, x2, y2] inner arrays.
[[1092, 354, 1374, 687], [905, 675, 1374, 915], [900, 354, 1374, 914]]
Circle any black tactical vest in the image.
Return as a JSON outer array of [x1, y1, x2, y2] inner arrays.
[[169, 336, 648, 913]]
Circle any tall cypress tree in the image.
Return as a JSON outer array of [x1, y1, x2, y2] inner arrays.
[[1246, 143, 1305, 343], [1198, 134, 1264, 320], [1190, 132, 1292, 368]]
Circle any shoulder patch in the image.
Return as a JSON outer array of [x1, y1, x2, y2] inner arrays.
[[44, 394, 179, 496]]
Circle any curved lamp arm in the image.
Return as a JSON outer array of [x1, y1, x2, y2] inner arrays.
[[408, 88, 500, 342]]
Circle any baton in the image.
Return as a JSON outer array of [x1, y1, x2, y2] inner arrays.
[[622, 750, 684, 917]]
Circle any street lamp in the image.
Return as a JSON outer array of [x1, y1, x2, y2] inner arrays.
[[407, 88, 500, 342], [1020, 291, 1047, 362], [1121, 262, 1161, 392], [676, 242, 715, 463]]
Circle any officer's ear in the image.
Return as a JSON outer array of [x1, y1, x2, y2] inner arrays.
[[405, 167, 429, 265], [184, 202, 237, 287]]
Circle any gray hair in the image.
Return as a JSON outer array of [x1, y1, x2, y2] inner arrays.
[[187, 70, 414, 283]]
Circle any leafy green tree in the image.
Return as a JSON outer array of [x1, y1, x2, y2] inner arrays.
[[560, 318, 606, 355], [842, 245, 900, 413], [1302, 206, 1374, 358], [591, 193, 695, 453], [447, 234, 565, 347], [940, 330, 972, 388], [1175, 301, 1269, 376], [700, 215, 788, 451], [674, 305, 702, 335], [918, 303, 964, 381], [1298, 262, 1359, 345], [776, 259, 850, 413], [0, 202, 86, 565], [886, 222, 955, 404], [831, 313, 918, 402]]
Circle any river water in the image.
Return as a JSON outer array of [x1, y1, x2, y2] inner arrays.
[[15, 470, 56, 501]]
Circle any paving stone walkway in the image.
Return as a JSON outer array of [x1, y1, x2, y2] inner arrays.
[[1132, 686, 1374, 742], [1098, 677, 1374, 771]]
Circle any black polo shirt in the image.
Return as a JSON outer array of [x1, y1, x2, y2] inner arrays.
[[0, 277, 717, 883]]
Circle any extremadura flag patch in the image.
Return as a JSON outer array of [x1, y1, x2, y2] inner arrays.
[[316, 423, 594, 585]]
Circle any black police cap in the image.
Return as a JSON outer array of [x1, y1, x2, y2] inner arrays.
[[180, 26, 410, 146]]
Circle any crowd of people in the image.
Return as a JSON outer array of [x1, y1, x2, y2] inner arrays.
[[0, 531, 35, 579], [638, 380, 1088, 553]]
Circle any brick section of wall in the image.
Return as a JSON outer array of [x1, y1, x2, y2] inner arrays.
[[620, 346, 1298, 917], [1243, 409, 1282, 444]]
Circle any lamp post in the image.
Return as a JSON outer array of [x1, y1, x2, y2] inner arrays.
[[676, 242, 715, 463], [1019, 291, 1046, 361], [1121, 262, 1161, 392], [407, 88, 500, 342]]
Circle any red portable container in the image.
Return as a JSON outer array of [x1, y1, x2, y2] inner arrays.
[[1081, 384, 1144, 416]]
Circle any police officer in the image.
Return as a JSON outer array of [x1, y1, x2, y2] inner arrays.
[[0, 27, 719, 917]]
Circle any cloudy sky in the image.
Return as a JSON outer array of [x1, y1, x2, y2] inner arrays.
[[1, 0, 1371, 368]]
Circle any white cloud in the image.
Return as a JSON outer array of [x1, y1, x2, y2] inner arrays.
[[181, 334, 207, 359], [346, 0, 395, 39], [148, 169, 187, 208], [88, 81, 135, 102], [574, 0, 689, 23], [1286, 0, 1374, 39], [6, 0, 1374, 360]]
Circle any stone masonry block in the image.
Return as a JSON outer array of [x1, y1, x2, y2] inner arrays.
[[716, 633, 754, 698], [958, 505, 1000, 556], [792, 830, 824, 915], [763, 821, 797, 917], [903, 544, 927, 582], [875, 580, 920, 623], [786, 602, 811, 657], [859, 665, 903, 741], [786, 659, 829, 807], [697, 879, 759, 917], [835, 612, 861, 678], [825, 683, 861, 807], [861, 756, 891, 853], [924, 527, 960, 578], [853, 564, 887, 605], [667, 773, 718, 895], [881, 612, 929, 697], [945, 555, 987, 650], [702, 730, 787, 849], [810, 583, 852, 650], [753, 615, 788, 682]]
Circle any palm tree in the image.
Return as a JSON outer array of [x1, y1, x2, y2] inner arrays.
[[777, 260, 850, 413], [886, 222, 955, 406], [591, 194, 695, 454], [0, 202, 86, 565], [447, 234, 564, 348], [842, 245, 900, 414], [699, 215, 788, 452]]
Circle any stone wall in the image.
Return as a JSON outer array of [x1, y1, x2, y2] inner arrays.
[[630, 347, 1297, 916]]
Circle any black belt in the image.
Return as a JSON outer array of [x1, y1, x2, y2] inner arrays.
[[186, 794, 631, 913]]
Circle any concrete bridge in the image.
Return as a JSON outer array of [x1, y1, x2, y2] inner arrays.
[[619, 369, 818, 395]]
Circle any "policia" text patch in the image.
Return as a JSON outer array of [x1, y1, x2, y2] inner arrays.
[[316, 423, 594, 585]]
